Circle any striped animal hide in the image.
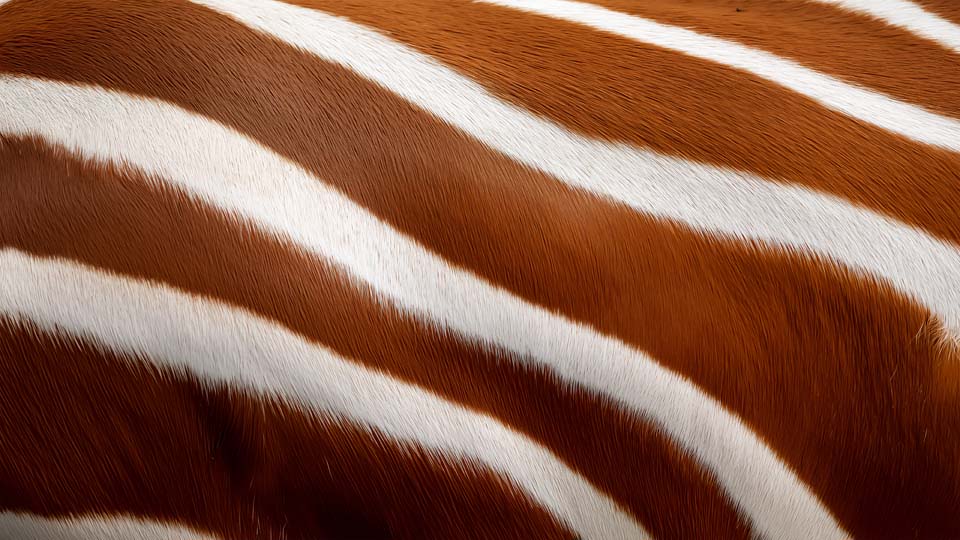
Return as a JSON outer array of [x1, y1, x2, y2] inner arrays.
[[2, 0, 959, 538]]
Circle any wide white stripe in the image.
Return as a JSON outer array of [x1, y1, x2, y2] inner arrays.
[[0, 250, 644, 540], [189, 1, 960, 336], [0, 77, 845, 539], [813, 0, 960, 54], [477, 0, 960, 149], [0, 512, 219, 540]]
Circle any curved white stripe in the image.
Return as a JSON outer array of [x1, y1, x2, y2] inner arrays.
[[813, 0, 960, 54], [0, 512, 219, 540], [0, 250, 645, 540], [188, 1, 960, 336], [475, 0, 960, 149], [0, 77, 845, 539]]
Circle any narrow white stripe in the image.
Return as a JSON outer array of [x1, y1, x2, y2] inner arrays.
[[476, 0, 960, 149], [0, 250, 645, 540], [0, 77, 845, 539], [189, 1, 960, 337], [0, 512, 219, 540], [813, 0, 960, 54]]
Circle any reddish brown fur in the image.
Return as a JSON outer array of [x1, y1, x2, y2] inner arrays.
[[588, 0, 960, 117], [0, 320, 573, 540], [914, 0, 960, 23], [287, 0, 960, 244], [0, 135, 749, 538], [1, 0, 959, 538]]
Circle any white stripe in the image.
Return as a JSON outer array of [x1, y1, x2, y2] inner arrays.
[[0, 250, 645, 540], [0, 512, 219, 540], [477, 0, 960, 150], [0, 77, 845, 539], [189, 1, 960, 338], [813, 0, 960, 54]]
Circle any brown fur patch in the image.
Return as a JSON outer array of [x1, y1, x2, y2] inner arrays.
[[1, 0, 959, 537]]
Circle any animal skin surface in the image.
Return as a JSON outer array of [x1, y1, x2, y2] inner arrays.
[[1, 0, 959, 538]]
